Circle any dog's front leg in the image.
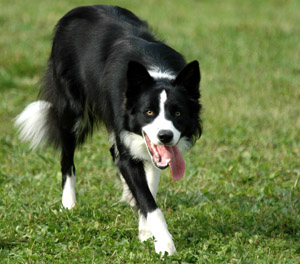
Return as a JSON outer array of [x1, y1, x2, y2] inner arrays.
[[138, 162, 161, 242], [117, 156, 176, 256]]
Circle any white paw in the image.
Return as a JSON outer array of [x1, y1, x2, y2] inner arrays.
[[146, 209, 177, 256], [62, 191, 76, 209], [154, 236, 177, 256], [62, 174, 76, 209], [62, 198, 76, 210]]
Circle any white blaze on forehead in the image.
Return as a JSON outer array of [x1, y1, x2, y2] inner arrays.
[[142, 90, 181, 145], [148, 66, 176, 80], [160, 89, 167, 105]]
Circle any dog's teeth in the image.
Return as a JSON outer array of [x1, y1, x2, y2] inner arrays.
[[154, 155, 160, 162]]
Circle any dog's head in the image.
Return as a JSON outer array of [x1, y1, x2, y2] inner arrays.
[[125, 61, 201, 179]]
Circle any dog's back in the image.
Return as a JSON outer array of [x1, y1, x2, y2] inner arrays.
[[36, 6, 152, 145], [28, 5, 185, 146]]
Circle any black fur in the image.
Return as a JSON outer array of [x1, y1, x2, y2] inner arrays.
[[46, 4, 199, 207], [17, 5, 202, 254]]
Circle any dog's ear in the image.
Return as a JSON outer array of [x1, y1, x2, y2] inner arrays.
[[127, 61, 153, 94], [126, 61, 154, 109], [173, 60, 201, 98]]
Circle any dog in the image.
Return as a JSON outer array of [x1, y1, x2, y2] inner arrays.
[[15, 5, 202, 256]]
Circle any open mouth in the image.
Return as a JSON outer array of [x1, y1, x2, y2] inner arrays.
[[142, 132, 186, 181]]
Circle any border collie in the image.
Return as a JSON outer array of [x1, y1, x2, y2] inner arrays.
[[15, 5, 202, 256]]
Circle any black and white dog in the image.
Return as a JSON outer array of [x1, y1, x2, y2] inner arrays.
[[15, 5, 201, 256]]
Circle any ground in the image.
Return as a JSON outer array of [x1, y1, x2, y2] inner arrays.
[[0, 0, 299, 263]]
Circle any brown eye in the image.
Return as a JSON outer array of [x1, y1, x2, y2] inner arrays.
[[175, 111, 181, 117], [146, 110, 154, 116]]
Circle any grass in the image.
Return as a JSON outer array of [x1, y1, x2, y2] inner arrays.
[[1, 0, 300, 262]]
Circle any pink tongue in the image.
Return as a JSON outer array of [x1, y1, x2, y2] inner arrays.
[[156, 145, 186, 181]]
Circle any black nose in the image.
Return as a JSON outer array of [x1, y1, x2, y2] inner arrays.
[[158, 130, 174, 144]]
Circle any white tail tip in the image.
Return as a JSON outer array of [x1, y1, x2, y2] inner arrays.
[[14, 100, 52, 149]]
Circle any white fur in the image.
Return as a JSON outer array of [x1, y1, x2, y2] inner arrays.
[[177, 136, 193, 153], [138, 210, 152, 242], [148, 66, 176, 80], [62, 171, 76, 209], [143, 90, 181, 145], [147, 208, 176, 256], [144, 162, 161, 199], [14, 101, 52, 149], [120, 130, 150, 161], [120, 174, 137, 208]]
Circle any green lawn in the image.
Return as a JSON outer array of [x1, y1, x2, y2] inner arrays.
[[1, 0, 299, 263]]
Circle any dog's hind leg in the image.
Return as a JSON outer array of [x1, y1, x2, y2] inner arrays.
[[58, 107, 81, 210], [15, 99, 77, 209]]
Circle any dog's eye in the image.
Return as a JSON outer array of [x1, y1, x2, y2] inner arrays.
[[175, 111, 181, 117], [146, 110, 154, 116]]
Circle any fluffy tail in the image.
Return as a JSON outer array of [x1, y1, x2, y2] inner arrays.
[[14, 100, 53, 149]]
